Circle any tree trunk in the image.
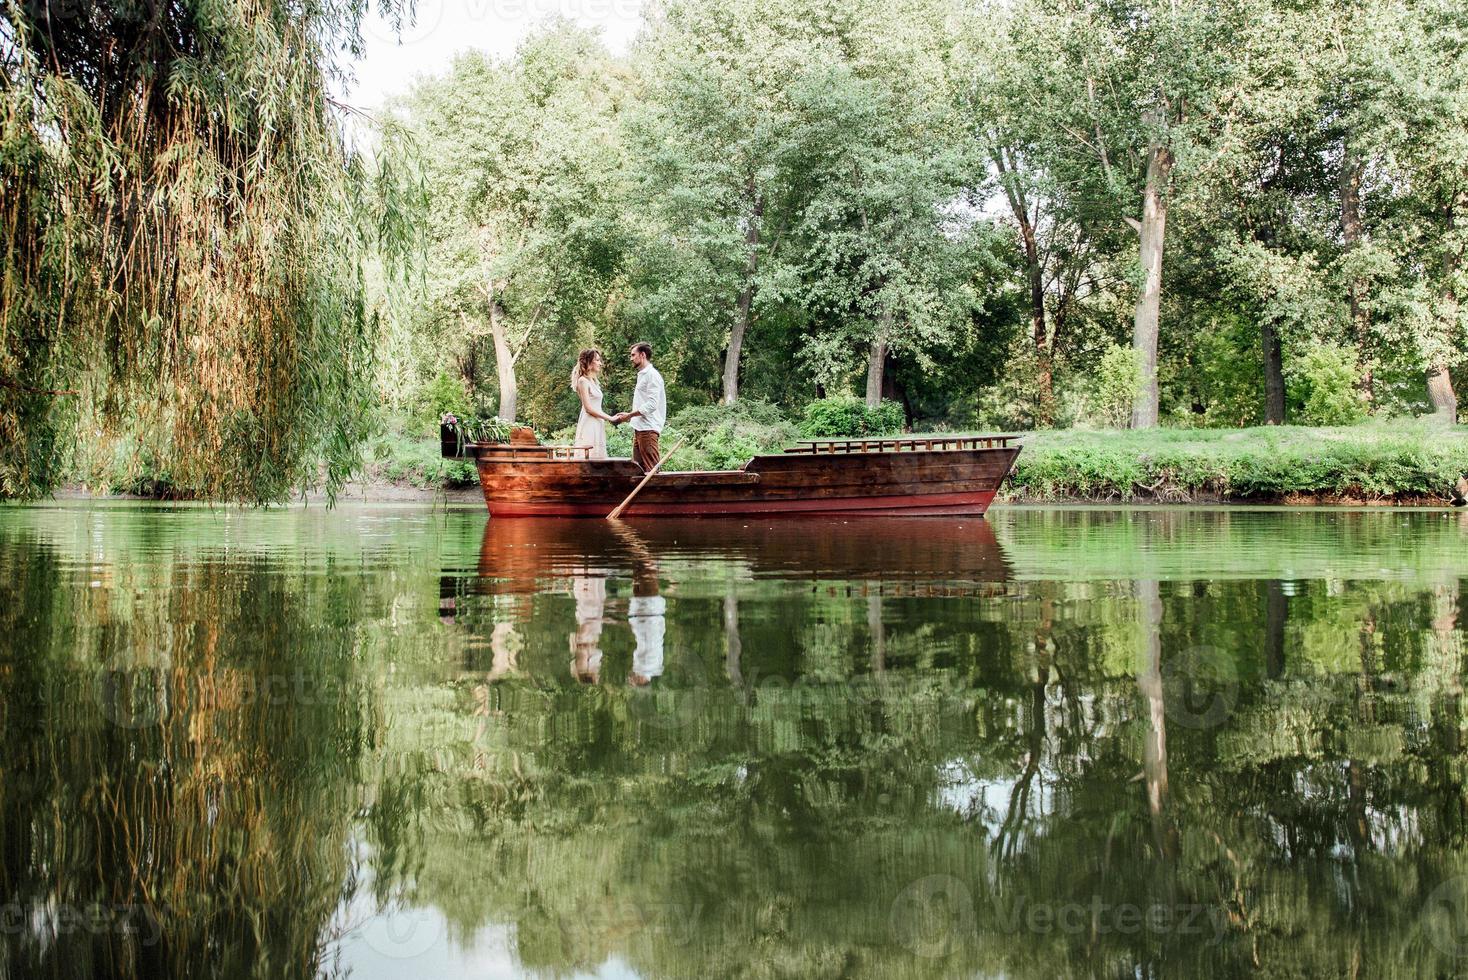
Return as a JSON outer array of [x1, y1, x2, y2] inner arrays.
[[1428, 190, 1463, 424], [1264, 579, 1287, 679], [864, 329, 888, 409], [455, 338, 480, 389], [994, 148, 1054, 425], [1427, 364, 1458, 422], [1135, 578, 1176, 860], [489, 301, 517, 422], [722, 186, 763, 406], [1022, 222, 1053, 426], [1340, 145, 1373, 403], [1130, 141, 1173, 430], [1261, 317, 1286, 424]]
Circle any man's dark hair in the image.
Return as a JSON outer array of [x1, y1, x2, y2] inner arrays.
[[629, 341, 653, 359]]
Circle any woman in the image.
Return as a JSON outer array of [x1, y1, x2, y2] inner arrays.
[[568, 564, 606, 685], [571, 348, 615, 460]]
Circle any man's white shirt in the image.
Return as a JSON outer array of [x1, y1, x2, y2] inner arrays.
[[631, 365, 666, 432], [630, 594, 665, 680]]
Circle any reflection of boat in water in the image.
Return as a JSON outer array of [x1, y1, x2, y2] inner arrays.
[[439, 517, 1013, 689], [466, 517, 1011, 593], [446, 434, 1021, 518]]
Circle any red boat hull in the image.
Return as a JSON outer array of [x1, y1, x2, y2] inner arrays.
[[471, 444, 1020, 519], [485, 489, 998, 517]]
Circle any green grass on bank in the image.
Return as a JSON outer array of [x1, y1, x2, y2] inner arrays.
[[1006, 423, 1468, 503], [367, 416, 1468, 504], [364, 430, 479, 489]]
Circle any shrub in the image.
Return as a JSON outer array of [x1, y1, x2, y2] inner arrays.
[[366, 429, 478, 488], [665, 401, 797, 470], [413, 372, 471, 433], [799, 397, 906, 438], [1289, 342, 1366, 425], [868, 400, 905, 436], [801, 397, 866, 437], [1085, 344, 1144, 428], [671, 399, 790, 430], [583, 402, 797, 470], [1005, 423, 1468, 502]]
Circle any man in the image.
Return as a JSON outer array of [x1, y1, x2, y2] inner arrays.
[[627, 555, 664, 687], [614, 342, 666, 471]]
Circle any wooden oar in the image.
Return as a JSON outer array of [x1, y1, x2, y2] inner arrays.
[[607, 436, 686, 520]]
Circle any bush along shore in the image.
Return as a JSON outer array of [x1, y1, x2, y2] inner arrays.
[[367, 411, 1468, 507], [1004, 424, 1468, 505], [66, 401, 1468, 506]]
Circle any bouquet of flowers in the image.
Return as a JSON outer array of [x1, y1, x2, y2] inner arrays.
[[441, 413, 511, 448]]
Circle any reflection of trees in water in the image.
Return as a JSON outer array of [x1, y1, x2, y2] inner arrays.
[[0, 526, 385, 980], [399, 534, 1468, 978], [4, 509, 1468, 977]]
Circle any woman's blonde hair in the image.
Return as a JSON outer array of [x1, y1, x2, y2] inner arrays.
[[571, 348, 602, 389]]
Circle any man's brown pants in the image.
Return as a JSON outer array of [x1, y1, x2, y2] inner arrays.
[[632, 430, 661, 472]]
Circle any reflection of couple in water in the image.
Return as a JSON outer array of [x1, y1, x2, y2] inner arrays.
[[570, 526, 664, 687]]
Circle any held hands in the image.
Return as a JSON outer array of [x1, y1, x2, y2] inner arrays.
[[609, 411, 631, 425]]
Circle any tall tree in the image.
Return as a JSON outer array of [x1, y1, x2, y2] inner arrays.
[[629, 0, 844, 404], [0, 0, 418, 499], [394, 24, 629, 423], [959, 6, 1116, 426], [1400, 0, 1468, 422], [992, 0, 1266, 428], [789, 2, 979, 408]]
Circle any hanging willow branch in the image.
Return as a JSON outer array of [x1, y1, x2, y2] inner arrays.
[[0, 0, 422, 501], [0, 378, 79, 396]]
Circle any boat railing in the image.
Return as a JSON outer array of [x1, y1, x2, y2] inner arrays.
[[784, 434, 1020, 454], [469, 443, 597, 460]]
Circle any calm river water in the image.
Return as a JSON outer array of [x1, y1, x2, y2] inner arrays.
[[2, 503, 1467, 978]]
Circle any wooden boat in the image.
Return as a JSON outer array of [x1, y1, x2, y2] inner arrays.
[[447, 431, 1021, 518]]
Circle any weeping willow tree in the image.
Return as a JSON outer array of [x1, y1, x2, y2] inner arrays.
[[0, 0, 420, 501]]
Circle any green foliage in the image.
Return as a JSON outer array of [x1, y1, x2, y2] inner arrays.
[[869, 400, 905, 435], [800, 397, 905, 438], [1288, 342, 1367, 426], [678, 402, 799, 470], [1084, 345, 1146, 429], [385, 24, 631, 426], [13, 0, 1468, 496], [801, 397, 865, 438], [611, 402, 797, 471], [1008, 423, 1468, 502], [367, 429, 479, 489], [414, 373, 472, 433], [0, 0, 420, 502]]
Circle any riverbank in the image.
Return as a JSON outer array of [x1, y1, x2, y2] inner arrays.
[[1003, 423, 1468, 505], [48, 421, 1468, 506], [356, 420, 1468, 506]]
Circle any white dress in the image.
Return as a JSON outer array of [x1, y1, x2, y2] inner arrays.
[[573, 377, 608, 459]]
